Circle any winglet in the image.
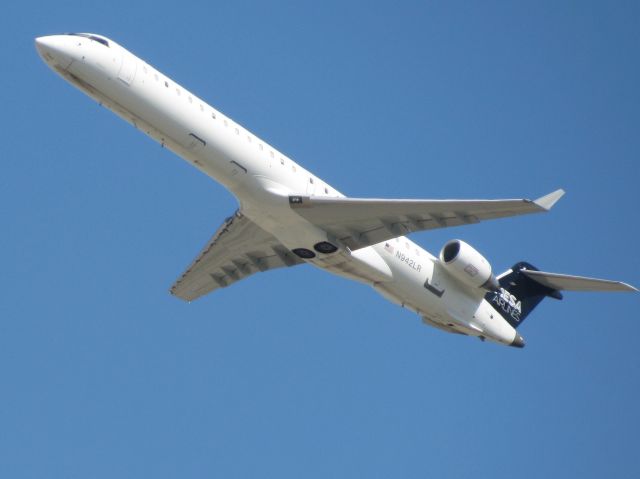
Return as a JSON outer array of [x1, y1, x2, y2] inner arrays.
[[534, 189, 565, 211]]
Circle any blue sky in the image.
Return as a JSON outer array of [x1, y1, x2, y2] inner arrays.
[[2, 1, 639, 477]]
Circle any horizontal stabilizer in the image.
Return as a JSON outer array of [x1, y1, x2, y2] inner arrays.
[[521, 269, 638, 292]]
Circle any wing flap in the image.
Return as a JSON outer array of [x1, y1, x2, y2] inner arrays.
[[289, 190, 564, 250], [521, 270, 638, 292], [170, 211, 303, 301]]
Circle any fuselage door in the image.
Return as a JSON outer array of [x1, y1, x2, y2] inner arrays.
[[118, 52, 137, 85]]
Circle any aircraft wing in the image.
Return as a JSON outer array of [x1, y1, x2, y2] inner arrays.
[[289, 189, 565, 250], [521, 269, 638, 292], [170, 211, 304, 301]]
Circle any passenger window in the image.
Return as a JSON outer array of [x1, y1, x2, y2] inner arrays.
[[235, 128, 239, 135], [259, 144, 263, 151], [200, 104, 204, 112], [188, 96, 193, 103], [280, 158, 284, 165], [154, 73, 159, 81], [270, 151, 274, 158], [176, 88, 181, 96], [211, 112, 217, 119], [309, 177, 314, 184], [164, 81, 169, 88], [324, 187, 328, 194], [247, 136, 251, 143]]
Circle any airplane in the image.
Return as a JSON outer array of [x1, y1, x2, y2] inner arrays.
[[35, 33, 637, 348]]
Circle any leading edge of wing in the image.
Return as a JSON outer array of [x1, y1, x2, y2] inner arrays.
[[291, 189, 565, 217], [288, 189, 565, 250]]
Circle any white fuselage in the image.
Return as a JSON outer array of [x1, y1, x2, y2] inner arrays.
[[36, 34, 519, 346]]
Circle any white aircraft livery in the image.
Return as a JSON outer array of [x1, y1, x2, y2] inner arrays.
[[36, 33, 637, 348]]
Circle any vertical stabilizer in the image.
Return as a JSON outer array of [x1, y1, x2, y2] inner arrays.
[[485, 262, 562, 329]]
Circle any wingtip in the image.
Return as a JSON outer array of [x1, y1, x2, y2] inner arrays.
[[534, 189, 565, 210], [621, 282, 639, 293]]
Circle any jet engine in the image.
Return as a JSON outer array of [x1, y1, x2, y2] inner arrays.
[[439, 239, 499, 291]]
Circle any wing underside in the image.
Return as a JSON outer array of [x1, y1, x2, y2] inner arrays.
[[170, 211, 304, 301], [171, 190, 567, 301], [289, 189, 565, 250]]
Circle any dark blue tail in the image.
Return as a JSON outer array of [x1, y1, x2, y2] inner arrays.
[[484, 262, 562, 329]]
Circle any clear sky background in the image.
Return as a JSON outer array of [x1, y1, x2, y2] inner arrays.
[[2, 1, 639, 477]]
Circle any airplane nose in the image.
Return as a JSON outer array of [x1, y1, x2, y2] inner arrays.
[[35, 35, 74, 70]]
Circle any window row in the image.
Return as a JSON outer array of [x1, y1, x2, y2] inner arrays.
[[140, 63, 331, 195]]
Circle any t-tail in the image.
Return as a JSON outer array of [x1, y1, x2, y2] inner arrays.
[[485, 262, 562, 329], [485, 261, 637, 330]]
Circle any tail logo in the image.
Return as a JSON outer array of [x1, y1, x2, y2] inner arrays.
[[491, 288, 522, 323]]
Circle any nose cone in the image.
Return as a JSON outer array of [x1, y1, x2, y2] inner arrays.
[[35, 35, 74, 70]]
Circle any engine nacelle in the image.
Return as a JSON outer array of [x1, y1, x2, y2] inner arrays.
[[439, 239, 499, 291]]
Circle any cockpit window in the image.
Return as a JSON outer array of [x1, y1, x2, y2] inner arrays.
[[67, 33, 109, 47]]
